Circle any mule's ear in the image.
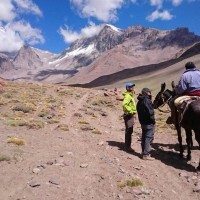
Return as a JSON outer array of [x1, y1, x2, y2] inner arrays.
[[171, 81, 175, 89], [160, 82, 166, 93]]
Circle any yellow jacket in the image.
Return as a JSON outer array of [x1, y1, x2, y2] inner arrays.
[[122, 91, 137, 115]]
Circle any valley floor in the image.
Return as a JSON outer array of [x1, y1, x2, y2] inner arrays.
[[0, 82, 199, 200]]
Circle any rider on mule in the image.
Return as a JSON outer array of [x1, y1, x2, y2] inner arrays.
[[169, 62, 200, 124], [176, 62, 200, 96]]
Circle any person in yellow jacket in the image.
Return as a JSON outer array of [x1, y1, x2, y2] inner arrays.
[[122, 82, 137, 152]]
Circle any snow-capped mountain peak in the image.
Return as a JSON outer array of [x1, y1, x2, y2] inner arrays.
[[105, 24, 122, 32]]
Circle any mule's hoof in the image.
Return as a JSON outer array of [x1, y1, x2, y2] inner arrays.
[[187, 155, 191, 161]]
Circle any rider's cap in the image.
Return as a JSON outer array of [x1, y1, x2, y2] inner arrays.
[[185, 62, 196, 69]]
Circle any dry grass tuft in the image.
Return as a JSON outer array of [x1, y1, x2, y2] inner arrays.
[[78, 120, 89, 125], [27, 120, 45, 129], [7, 136, 26, 145], [12, 104, 34, 113], [0, 155, 11, 162], [80, 125, 93, 131], [46, 118, 60, 124], [126, 178, 143, 187], [92, 129, 102, 135], [55, 124, 69, 131], [85, 111, 96, 117], [0, 97, 7, 106], [92, 98, 114, 107], [74, 113, 83, 117], [6, 119, 27, 127], [118, 178, 143, 188]]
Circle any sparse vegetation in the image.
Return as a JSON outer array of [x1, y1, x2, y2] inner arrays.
[[92, 129, 102, 135], [0, 155, 11, 162], [6, 119, 27, 127], [80, 125, 93, 131], [46, 118, 60, 124], [78, 120, 89, 125], [12, 104, 34, 113], [26, 120, 45, 129], [7, 136, 26, 146], [55, 124, 69, 131], [92, 98, 114, 107], [74, 112, 83, 117], [85, 111, 96, 117], [118, 178, 143, 188]]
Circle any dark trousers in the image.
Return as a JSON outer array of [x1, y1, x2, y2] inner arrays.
[[141, 124, 155, 156], [123, 114, 134, 148]]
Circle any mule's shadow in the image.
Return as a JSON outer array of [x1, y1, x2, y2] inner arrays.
[[107, 140, 197, 172], [107, 140, 141, 158], [151, 142, 197, 172]]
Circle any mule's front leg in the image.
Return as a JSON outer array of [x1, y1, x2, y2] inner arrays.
[[197, 160, 200, 171], [175, 124, 183, 157], [185, 129, 192, 160]]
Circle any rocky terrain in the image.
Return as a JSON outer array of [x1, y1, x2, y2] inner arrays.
[[0, 80, 200, 200]]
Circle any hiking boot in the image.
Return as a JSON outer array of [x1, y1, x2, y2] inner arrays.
[[142, 155, 155, 161]]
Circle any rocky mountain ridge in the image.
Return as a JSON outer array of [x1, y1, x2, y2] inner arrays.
[[0, 24, 200, 84]]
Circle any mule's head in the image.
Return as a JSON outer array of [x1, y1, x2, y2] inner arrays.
[[153, 83, 174, 109]]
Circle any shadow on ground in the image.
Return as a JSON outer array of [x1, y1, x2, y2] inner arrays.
[[152, 142, 197, 172], [107, 140, 141, 158], [107, 140, 197, 172]]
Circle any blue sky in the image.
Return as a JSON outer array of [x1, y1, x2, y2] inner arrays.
[[0, 0, 200, 54]]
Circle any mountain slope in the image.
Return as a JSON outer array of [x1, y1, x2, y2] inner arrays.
[[0, 25, 200, 83], [58, 26, 200, 85], [0, 53, 15, 73], [66, 41, 200, 91]]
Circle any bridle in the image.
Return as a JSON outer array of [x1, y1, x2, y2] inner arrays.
[[156, 93, 173, 113]]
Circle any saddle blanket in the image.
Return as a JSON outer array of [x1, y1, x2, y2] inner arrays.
[[174, 95, 200, 109]]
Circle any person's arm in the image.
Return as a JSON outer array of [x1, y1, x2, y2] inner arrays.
[[175, 74, 187, 95], [123, 95, 131, 113], [144, 99, 155, 124]]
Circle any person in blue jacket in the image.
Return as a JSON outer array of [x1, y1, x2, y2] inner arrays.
[[175, 62, 200, 96]]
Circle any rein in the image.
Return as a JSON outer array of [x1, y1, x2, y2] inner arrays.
[[157, 96, 172, 113]]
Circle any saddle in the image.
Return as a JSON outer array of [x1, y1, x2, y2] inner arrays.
[[174, 95, 200, 124]]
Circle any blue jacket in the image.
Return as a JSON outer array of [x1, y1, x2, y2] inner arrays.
[[176, 68, 200, 95]]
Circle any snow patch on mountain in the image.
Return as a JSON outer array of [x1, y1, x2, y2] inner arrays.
[[106, 24, 122, 32], [49, 44, 95, 65]]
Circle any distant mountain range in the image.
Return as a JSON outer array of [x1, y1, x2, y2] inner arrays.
[[1, 24, 200, 85]]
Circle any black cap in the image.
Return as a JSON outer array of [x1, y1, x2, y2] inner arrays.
[[141, 88, 151, 95], [185, 62, 196, 69]]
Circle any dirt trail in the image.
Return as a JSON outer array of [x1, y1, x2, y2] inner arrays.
[[0, 83, 199, 200]]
